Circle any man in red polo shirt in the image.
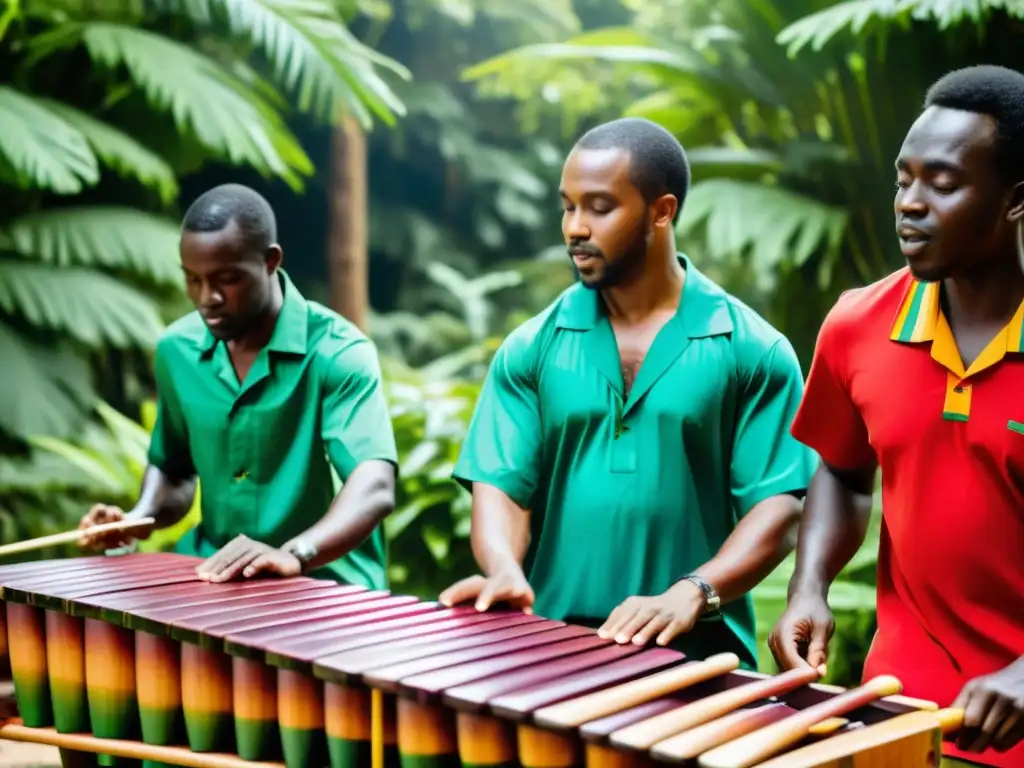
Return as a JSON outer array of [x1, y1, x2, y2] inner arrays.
[[767, 65, 1024, 767]]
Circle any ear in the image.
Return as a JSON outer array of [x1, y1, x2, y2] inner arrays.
[[651, 194, 678, 228], [265, 244, 283, 273], [1007, 181, 1024, 223]]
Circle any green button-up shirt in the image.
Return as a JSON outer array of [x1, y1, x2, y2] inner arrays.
[[453, 254, 816, 668], [147, 270, 397, 590]]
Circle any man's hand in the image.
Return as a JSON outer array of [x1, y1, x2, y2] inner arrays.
[[196, 535, 302, 583], [598, 580, 705, 647], [78, 505, 154, 551], [438, 568, 534, 613], [951, 658, 1024, 754], [767, 592, 834, 676]]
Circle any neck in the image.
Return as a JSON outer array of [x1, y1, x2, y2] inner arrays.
[[942, 256, 1024, 327], [601, 246, 685, 322], [229, 283, 284, 353]]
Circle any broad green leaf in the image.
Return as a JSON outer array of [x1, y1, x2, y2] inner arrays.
[[779, 0, 1024, 55], [2, 207, 182, 286], [95, 400, 152, 471], [776, 0, 909, 55], [32, 23, 314, 186], [0, 86, 99, 194], [28, 435, 126, 494], [464, 32, 713, 84], [678, 178, 848, 272], [0, 449, 99, 493], [685, 147, 783, 179], [0, 323, 93, 440], [155, 0, 409, 127], [0, 261, 165, 348], [36, 99, 178, 203]]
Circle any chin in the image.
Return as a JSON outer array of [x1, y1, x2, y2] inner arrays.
[[205, 324, 235, 341], [576, 270, 605, 290], [904, 254, 948, 283]]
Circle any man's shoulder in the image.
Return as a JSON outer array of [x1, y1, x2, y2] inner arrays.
[[495, 285, 573, 359], [156, 311, 207, 355], [699, 274, 794, 369], [819, 268, 913, 344], [305, 300, 372, 354]]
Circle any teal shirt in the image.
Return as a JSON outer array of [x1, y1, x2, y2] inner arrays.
[[147, 270, 398, 590], [453, 254, 816, 668]]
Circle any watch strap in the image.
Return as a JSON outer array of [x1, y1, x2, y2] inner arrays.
[[679, 574, 721, 616], [285, 539, 318, 572]]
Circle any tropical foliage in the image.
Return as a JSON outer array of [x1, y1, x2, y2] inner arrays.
[[3, 0, 1021, 690], [461, 0, 1024, 364], [0, 0, 408, 451], [455, 0, 1023, 682]]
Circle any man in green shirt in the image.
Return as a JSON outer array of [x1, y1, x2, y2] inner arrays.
[[78, 184, 397, 590], [439, 118, 817, 668]]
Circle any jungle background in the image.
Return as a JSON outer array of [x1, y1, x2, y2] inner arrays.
[[1, 0, 1022, 689]]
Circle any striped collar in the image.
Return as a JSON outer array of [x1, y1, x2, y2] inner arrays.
[[890, 278, 1024, 379]]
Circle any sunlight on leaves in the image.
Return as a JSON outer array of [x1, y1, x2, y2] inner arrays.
[[0, 262, 165, 348], [0, 86, 99, 194], [3, 207, 182, 287]]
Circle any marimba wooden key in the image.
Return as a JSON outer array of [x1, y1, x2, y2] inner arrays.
[[0, 554, 963, 768]]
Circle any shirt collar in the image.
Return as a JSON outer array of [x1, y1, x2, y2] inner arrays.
[[198, 269, 309, 356], [554, 252, 734, 338], [890, 278, 1024, 353]]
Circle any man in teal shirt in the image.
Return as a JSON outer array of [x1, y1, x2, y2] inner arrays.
[[79, 184, 397, 590], [440, 119, 817, 668]]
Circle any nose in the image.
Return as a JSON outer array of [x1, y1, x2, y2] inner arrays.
[[895, 180, 928, 218], [564, 208, 590, 242], [198, 283, 225, 309]]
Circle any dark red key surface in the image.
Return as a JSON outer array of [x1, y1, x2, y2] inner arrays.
[[225, 600, 442, 655], [396, 633, 616, 703], [8, 559, 202, 608], [360, 624, 599, 694], [441, 642, 646, 712], [325, 617, 561, 678], [0, 555, 114, 585], [203, 594, 419, 642], [2, 554, 194, 599], [311, 612, 547, 684], [276, 609, 537, 669], [126, 584, 354, 631], [487, 647, 686, 721], [79, 577, 324, 615], [159, 588, 379, 644]]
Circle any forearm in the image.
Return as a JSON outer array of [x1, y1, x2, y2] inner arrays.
[[129, 465, 197, 529], [469, 482, 531, 577], [692, 493, 803, 604], [285, 460, 396, 571], [788, 462, 875, 599]]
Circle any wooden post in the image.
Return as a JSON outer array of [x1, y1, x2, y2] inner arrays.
[[327, 114, 368, 331]]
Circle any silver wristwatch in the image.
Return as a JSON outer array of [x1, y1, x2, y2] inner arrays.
[[285, 538, 318, 572], [680, 574, 721, 616]]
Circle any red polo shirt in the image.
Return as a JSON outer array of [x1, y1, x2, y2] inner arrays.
[[791, 269, 1024, 767]]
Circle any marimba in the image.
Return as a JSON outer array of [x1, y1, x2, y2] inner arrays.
[[0, 553, 962, 768]]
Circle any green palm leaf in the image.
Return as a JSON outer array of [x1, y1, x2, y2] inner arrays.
[[155, 0, 409, 127], [36, 99, 178, 204], [776, 0, 1024, 55], [0, 86, 99, 195], [2, 207, 182, 287], [31, 22, 314, 187], [0, 261, 165, 348], [678, 178, 848, 271], [0, 323, 94, 440], [464, 27, 717, 83]]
